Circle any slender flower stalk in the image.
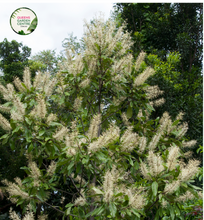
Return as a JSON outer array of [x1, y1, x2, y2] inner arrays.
[[153, 98, 165, 107], [140, 162, 151, 180], [138, 136, 147, 154], [121, 112, 130, 126], [178, 159, 200, 182], [120, 126, 139, 152], [28, 161, 41, 187], [47, 161, 57, 176], [11, 110, 24, 122], [0, 84, 14, 101], [182, 140, 197, 148], [33, 71, 42, 88], [166, 145, 180, 171], [13, 77, 26, 92], [103, 171, 114, 203], [79, 78, 90, 88], [9, 208, 21, 220], [73, 97, 82, 111], [175, 191, 196, 202], [0, 113, 11, 131], [46, 113, 57, 125], [126, 189, 146, 210], [44, 77, 57, 96], [135, 51, 146, 71], [164, 180, 180, 194], [148, 132, 162, 150], [133, 67, 155, 87], [53, 126, 68, 140], [177, 122, 188, 139], [144, 85, 164, 99], [0, 105, 11, 113], [147, 151, 164, 177], [35, 97, 47, 119], [88, 124, 120, 153], [23, 67, 31, 90], [2, 179, 30, 200], [87, 114, 101, 140], [13, 96, 25, 116]]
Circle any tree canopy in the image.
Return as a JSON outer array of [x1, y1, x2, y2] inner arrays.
[[0, 38, 31, 83], [0, 14, 202, 220]]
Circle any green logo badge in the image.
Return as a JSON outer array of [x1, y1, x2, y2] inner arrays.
[[10, 7, 38, 35]]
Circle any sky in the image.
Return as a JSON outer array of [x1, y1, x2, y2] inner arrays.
[[0, 1, 115, 56]]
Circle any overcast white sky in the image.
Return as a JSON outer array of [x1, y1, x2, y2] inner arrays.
[[0, 1, 115, 56]]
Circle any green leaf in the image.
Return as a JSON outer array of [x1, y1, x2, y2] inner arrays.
[[17, 198, 24, 206], [126, 106, 132, 118], [76, 163, 82, 174], [0, 133, 9, 140], [134, 161, 139, 170], [36, 189, 44, 202], [131, 208, 140, 217], [127, 156, 133, 166], [39, 130, 45, 136], [152, 181, 158, 197], [25, 117, 32, 125], [109, 202, 117, 217], [92, 187, 103, 195], [49, 122, 62, 127], [169, 206, 175, 220], [67, 161, 75, 170], [22, 177, 30, 184], [115, 192, 123, 197], [65, 203, 74, 208], [28, 143, 34, 153], [155, 209, 160, 220], [30, 200, 36, 212], [45, 137, 51, 141], [82, 157, 89, 164], [12, 126, 21, 134], [96, 152, 108, 162], [171, 119, 180, 127], [85, 206, 104, 218], [2, 136, 9, 145], [65, 207, 72, 216], [146, 103, 155, 112]]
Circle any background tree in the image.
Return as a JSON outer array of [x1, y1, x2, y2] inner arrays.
[[0, 38, 31, 83], [62, 33, 84, 55], [31, 50, 65, 75], [0, 15, 202, 220]]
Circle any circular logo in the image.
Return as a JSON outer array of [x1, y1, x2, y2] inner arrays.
[[10, 7, 38, 35]]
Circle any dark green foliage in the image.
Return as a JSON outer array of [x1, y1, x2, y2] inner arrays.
[[0, 38, 31, 82]]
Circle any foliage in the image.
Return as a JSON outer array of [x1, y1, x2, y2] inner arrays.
[[0, 38, 31, 82], [0, 14, 202, 220], [62, 33, 84, 55], [31, 49, 65, 75]]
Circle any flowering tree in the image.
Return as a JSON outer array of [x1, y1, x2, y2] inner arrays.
[[0, 14, 202, 220]]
